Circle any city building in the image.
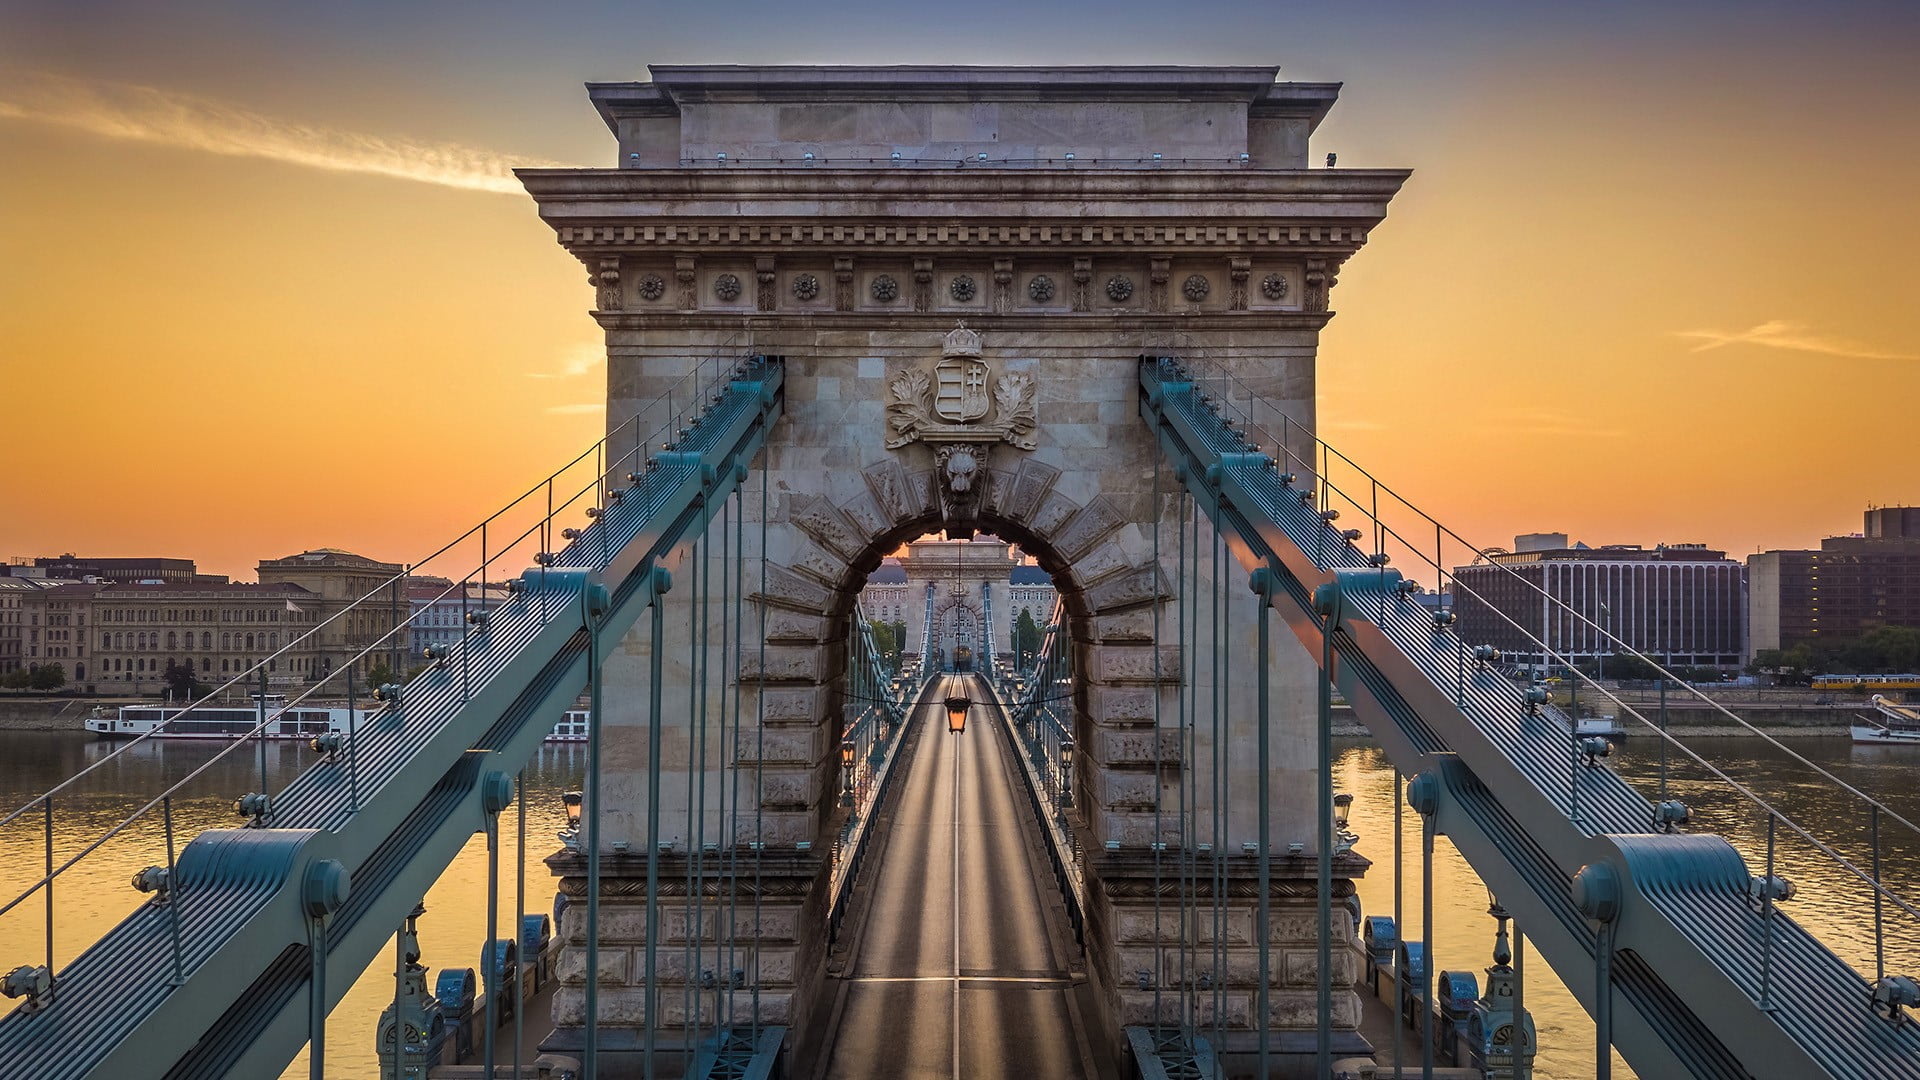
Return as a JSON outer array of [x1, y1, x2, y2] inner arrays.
[[1749, 506, 1920, 656], [28, 554, 227, 585], [19, 582, 103, 686], [409, 580, 514, 658], [1453, 536, 1745, 670], [91, 581, 324, 694], [861, 560, 911, 623], [258, 549, 409, 680], [1007, 564, 1058, 624], [0, 577, 43, 675]]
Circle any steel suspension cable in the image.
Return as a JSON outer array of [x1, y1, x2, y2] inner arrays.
[[1210, 498, 1227, 1054], [1152, 460, 1166, 1035], [753, 465, 768, 1041], [682, 534, 702, 1064]]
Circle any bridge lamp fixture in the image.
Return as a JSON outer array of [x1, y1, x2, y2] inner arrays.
[[944, 696, 971, 733], [1579, 736, 1613, 766], [1333, 792, 1354, 832], [562, 791, 583, 832]]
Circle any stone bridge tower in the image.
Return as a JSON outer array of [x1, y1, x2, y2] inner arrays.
[[522, 65, 1407, 1074]]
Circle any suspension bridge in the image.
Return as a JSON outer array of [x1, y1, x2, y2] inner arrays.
[[2, 64, 1917, 1080]]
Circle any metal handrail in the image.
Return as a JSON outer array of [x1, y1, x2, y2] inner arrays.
[[1149, 354, 1920, 964], [1164, 347, 1920, 845], [0, 344, 746, 832], [0, 351, 760, 927]]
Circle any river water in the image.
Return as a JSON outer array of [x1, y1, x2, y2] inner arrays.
[[0, 730, 1913, 1079]]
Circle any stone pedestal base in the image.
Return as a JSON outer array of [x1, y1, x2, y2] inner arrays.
[[1088, 848, 1373, 1079], [540, 848, 828, 1077]]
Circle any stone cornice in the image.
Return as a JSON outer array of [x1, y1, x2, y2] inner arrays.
[[586, 311, 1338, 333], [551, 220, 1375, 258], [519, 168, 1409, 225]]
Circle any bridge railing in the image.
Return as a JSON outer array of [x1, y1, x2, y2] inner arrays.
[[1162, 349, 1920, 984], [1004, 601, 1083, 918], [0, 348, 763, 1000], [1146, 351, 1920, 1076], [827, 604, 914, 940]]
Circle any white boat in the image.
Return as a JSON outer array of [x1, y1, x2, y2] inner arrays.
[[1577, 715, 1627, 739], [86, 697, 594, 743], [546, 709, 590, 742], [85, 696, 373, 740], [1851, 695, 1920, 745]]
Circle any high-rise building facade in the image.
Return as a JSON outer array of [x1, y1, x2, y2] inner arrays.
[[1454, 538, 1746, 669], [1749, 507, 1920, 656]]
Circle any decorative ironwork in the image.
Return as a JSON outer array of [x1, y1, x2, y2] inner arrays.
[[871, 274, 899, 302], [1106, 275, 1134, 302], [1182, 273, 1210, 301], [792, 273, 821, 301], [949, 274, 977, 302], [713, 273, 742, 301]]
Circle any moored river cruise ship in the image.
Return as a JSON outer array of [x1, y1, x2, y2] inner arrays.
[[86, 697, 591, 743]]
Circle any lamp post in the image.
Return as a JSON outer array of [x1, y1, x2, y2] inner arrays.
[[944, 696, 970, 733], [1059, 738, 1075, 807], [558, 791, 583, 849], [840, 739, 856, 808]]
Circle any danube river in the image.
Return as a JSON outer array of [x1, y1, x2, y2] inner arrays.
[[0, 729, 1913, 1079]]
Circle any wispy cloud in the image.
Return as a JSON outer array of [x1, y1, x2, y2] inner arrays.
[[0, 72, 566, 194], [527, 344, 605, 380], [546, 403, 603, 416], [1675, 320, 1918, 362]]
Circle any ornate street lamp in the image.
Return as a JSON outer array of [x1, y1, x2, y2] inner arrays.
[[1059, 738, 1075, 807], [944, 696, 970, 733], [840, 739, 857, 807], [558, 790, 583, 850]]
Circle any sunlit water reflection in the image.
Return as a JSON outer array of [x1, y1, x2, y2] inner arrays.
[[0, 731, 580, 1080], [1, 731, 1913, 1079], [1339, 734, 1920, 1080]]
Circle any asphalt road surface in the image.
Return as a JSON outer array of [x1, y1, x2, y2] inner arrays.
[[816, 674, 1097, 1080]]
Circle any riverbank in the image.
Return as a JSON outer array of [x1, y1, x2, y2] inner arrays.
[[0, 697, 138, 731], [1328, 699, 1871, 738]]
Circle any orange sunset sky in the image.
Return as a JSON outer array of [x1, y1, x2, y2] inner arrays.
[[2, 2, 1916, 582]]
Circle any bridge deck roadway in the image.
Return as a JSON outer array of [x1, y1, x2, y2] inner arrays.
[[812, 674, 1104, 1080]]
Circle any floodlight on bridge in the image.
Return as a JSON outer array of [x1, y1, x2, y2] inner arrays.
[[944, 696, 970, 733]]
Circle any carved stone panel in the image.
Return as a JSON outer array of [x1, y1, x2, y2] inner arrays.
[[1086, 565, 1169, 614], [675, 256, 697, 310], [756, 256, 777, 311], [789, 495, 861, 559], [1028, 490, 1082, 542], [1051, 492, 1126, 561], [755, 565, 833, 615], [594, 258, 622, 311], [835, 490, 889, 543], [833, 257, 855, 311], [1148, 257, 1171, 312], [1096, 645, 1183, 684], [1072, 257, 1093, 312], [861, 459, 915, 526], [912, 257, 933, 311], [1229, 256, 1252, 311], [1002, 459, 1062, 523]]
